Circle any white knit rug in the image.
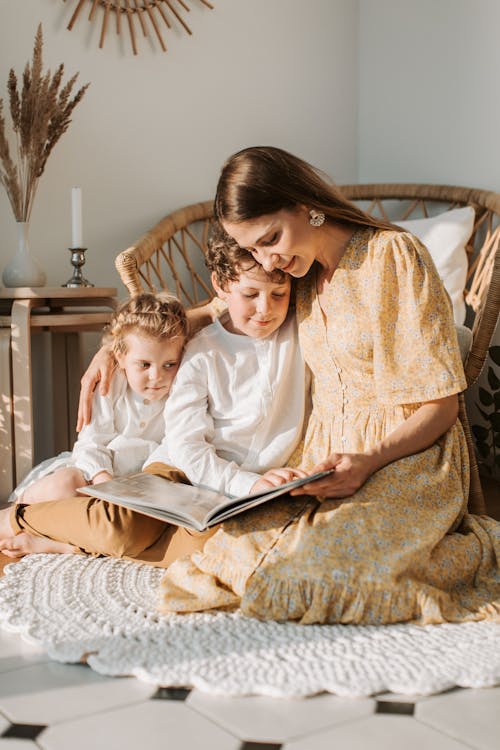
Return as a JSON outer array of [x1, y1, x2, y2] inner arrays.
[[0, 553, 499, 698]]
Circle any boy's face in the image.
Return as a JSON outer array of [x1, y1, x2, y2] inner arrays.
[[115, 332, 185, 401], [212, 265, 291, 339]]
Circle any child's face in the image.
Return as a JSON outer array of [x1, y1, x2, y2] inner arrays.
[[212, 265, 291, 339], [115, 332, 185, 401]]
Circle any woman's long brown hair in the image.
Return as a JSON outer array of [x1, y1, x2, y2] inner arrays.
[[214, 146, 398, 232]]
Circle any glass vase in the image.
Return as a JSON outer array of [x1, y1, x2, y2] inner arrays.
[[2, 221, 46, 287]]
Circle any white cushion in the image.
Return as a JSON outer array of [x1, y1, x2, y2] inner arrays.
[[398, 206, 475, 325], [455, 323, 473, 364]]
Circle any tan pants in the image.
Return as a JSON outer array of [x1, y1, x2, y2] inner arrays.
[[10, 500, 214, 567], [10, 463, 216, 568]]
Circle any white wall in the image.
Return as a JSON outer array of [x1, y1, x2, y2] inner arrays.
[[0, 0, 359, 292], [358, 0, 500, 480], [358, 0, 500, 189]]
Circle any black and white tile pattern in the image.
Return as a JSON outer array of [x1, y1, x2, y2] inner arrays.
[[0, 626, 498, 750]]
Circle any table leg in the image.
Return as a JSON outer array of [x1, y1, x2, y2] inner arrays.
[[0, 329, 14, 500], [10, 299, 37, 485], [66, 333, 82, 448], [52, 332, 80, 454]]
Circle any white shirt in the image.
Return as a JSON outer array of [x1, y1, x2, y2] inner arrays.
[[146, 311, 309, 497], [11, 370, 167, 501], [72, 369, 167, 479]]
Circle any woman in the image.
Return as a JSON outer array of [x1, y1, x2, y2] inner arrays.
[[155, 146, 500, 624], [9, 146, 500, 624]]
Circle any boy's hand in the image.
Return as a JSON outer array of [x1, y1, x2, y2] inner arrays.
[[91, 471, 113, 485], [251, 467, 308, 494]]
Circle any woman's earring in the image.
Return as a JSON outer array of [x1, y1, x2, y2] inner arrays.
[[309, 209, 325, 227]]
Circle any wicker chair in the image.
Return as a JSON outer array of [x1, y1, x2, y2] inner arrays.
[[115, 184, 500, 515]]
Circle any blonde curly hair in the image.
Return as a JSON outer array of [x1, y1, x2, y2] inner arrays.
[[104, 292, 189, 357]]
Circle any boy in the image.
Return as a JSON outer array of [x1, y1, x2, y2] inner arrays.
[[145, 224, 310, 496]]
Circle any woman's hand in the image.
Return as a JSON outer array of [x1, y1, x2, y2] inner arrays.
[[290, 453, 377, 498], [76, 347, 116, 431], [187, 300, 221, 335], [289, 394, 460, 499], [251, 467, 308, 494]]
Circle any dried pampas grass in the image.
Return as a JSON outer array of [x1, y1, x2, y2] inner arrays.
[[0, 23, 89, 222]]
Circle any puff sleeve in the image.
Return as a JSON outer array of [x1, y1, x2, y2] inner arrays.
[[367, 231, 467, 404]]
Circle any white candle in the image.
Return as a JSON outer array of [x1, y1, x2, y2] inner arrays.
[[71, 187, 83, 248]]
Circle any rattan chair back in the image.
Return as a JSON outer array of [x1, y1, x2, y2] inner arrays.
[[115, 200, 214, 307]]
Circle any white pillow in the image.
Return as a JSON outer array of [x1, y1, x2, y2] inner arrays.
[[398, 206, 475, 325]]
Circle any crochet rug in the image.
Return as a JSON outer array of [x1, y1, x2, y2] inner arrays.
[[0, 553, 499, 698]]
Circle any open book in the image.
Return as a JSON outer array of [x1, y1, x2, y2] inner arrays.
[[78, 469, 334, 532]]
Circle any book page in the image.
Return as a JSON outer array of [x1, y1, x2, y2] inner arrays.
[[79, 468, 335, 531], [205, 468, 335, 524], [79, 474, 228, 530]]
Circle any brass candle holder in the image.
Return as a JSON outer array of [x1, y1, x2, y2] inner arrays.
[[62, 247, 94, 288]]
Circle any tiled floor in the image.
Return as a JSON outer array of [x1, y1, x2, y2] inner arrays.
[[0, 477, 499, 750]]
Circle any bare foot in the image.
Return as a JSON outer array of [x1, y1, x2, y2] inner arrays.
[[0, 532, 74, 559]]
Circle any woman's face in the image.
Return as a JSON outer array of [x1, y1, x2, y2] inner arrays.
[[222, 207, 318, 279]]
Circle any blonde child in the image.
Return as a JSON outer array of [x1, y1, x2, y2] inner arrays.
[[10, 292, 188, 505]]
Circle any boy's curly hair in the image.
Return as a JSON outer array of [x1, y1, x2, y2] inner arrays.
[[206, 220, 288, 289], [103, 292, 189, 356]]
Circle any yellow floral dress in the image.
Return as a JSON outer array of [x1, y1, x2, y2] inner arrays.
[[160, 229, 500, 625]]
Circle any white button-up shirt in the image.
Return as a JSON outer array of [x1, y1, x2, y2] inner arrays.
[[146, 311, 309, 497], [10, 370, 167, 501], [71, 370, 167, 479]]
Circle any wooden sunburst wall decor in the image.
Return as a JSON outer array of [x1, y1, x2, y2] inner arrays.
[[63, 0, 214, 55]]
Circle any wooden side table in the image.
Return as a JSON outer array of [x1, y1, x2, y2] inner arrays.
[[0, 287, 118, 497]]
